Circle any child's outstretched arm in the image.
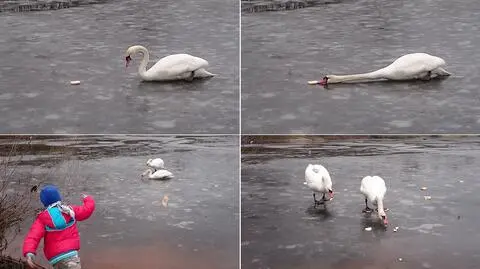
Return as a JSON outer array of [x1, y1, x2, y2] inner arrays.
[[23, 217, 46, 257], [72, 194, 96, 221]]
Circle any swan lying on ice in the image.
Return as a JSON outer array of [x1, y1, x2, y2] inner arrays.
[[309, 53, 451, 85]]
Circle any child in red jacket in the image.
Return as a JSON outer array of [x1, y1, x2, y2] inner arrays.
[[23, 184, 95, 269]]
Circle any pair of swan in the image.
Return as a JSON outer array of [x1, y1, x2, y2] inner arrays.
[[125, 45, 215, 82], [142, 158, 174, 180], [308, 53, 451, 86], [304, 164, 388, 226]]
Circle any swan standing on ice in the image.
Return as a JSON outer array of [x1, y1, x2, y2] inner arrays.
[[360, 176, 388, 226], [141, 168, 174, 180], [125, 45, 216, 82], [147, 158, 165, 172], [304, 164, 334, 208], [309, 53, 451, 85]]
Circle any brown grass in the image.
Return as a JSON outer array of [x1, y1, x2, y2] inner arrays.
[[0, 137, 37, 254]]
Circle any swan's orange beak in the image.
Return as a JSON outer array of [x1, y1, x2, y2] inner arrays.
[[382, 216, 388, 226], [125, 55, 132, 68], [328, 189, 334, 200]]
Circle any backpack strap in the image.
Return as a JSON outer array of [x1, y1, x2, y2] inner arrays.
[[45, 206, 76, 232]]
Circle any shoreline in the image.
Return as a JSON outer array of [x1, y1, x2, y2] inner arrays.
[[0, 0, 108, 13], [241, 0, 340, 13]]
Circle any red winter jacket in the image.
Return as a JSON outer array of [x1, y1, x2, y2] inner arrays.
[[22, 195, 95, 262]]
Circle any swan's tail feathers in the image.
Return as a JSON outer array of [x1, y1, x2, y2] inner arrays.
[[435, 67, 451, 76], [195, 68, 216, 78]]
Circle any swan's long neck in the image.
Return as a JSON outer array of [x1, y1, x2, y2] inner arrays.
[[322, 173, 332, 188], [329, 69, 386, 83], [377, 198, 385, 215], [134, 46, 150, 80]]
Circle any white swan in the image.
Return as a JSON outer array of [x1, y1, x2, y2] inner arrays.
[[308, 53, 451, 85], [125, 45, 216, 82], [304, 164, 334, 207], [360, 176, 388, 226], [146, 158, 165, 171], [141, 168, 174, 180]]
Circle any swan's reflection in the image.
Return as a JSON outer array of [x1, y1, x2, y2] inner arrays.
[[360, 212, 388, 233], [137, 78, 210, 92], [305, 204, 334, 222]]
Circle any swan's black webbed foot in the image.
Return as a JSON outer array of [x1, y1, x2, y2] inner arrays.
[[313, 193, 325, 208], [362, 206, 373, 213], [362, 198, 372, 213], [314, 200, 325, 208]]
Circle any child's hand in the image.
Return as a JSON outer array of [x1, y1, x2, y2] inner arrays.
[[81, 193, 89, 198], [26, 253, 35, 268]]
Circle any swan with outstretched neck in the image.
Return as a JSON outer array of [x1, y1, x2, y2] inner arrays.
[[360, 175, 388, 226], [125, 45, 215, 82], [309, 53, 451, 85]]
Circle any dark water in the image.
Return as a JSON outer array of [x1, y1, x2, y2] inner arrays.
[[242, 136, 480, 269], [0, 0, 239, 134], [3, 135, 239, 269], [242, 0, 480, 134]]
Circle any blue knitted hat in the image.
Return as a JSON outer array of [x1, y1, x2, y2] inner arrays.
[[40, 184, 62, 207]]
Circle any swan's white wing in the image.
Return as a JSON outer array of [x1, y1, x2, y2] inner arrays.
[[151, 169, 174, 179], [371, 176, 387, 198], [360, 176, 377, 202], [305, 164, 330, 192], [312, 164, 332, 189], [360, 176, 386, 202], [385, 53, 446, 79], [360, 176, 371, 196], [311, 164, 326, 174], [305, 164, 315, 185], [147, 158, 164, 169], [149, 54, 209, 77]]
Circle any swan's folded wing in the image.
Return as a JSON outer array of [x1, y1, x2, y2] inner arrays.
[[388, 54, 446, 78], [155, 170, 173, 178], [153, 54, 209, 76], [433, 67, 451, 76], [166, 63, 198, 77], [305, 170, 314, 185]]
